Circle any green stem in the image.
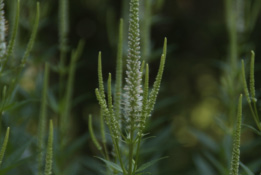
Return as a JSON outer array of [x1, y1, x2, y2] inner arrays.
[[248, 103, 261, 131], [128, 124, 134, 175], [115, 139, 126, 174], [133, 135, 142, 172]]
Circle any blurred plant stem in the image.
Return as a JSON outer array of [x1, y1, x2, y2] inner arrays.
[[37, 63, 50, 175], [223, 0, 261, 127], [223, 0, 240, 127], [58, 0, 68, 97]]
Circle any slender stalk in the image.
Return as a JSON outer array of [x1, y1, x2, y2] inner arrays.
[[37, 63, 50, 175], [60, 41, 84, 146], [58, 0, 69, 98], [114, 139, 127, 174], [128, 123, 134, 175], [224, 0, 239, 127]]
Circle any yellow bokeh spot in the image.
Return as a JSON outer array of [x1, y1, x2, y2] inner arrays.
[[190, 98, 219, 129]]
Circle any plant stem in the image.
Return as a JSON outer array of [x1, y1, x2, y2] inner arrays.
[[128, 123, 134, 175], [115, 139, 127, 174], [134, 136, 142, 172]]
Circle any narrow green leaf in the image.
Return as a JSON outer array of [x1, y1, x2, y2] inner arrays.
[[0, 127, 10, 166], [136, 156, 168, 173], [44, 120, 53, 175], [229, 94, 242, 175], [242, 124, 261, 136], [88, 115, 102, 151], [239, 162, 254, 175], [96, 157, 123, 173]]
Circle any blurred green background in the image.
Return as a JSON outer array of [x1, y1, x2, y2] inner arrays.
[[3, 0, 261, 174]]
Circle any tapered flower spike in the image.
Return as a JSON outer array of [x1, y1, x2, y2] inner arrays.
[[250, 51, 256, 102], [124, 0, 143, 130], [229, 94, 242, 175], [95, 88, 110, 125], [95, 87, 119, 139], [147, 38, 167, 116], [0, 0, 6, 58], [97, 51, 107, 148], [107, 73, 120, 139], [0, 127, 9, 166], [98, 52, 106, 100], [115, 19, 123, 125], [44, 120, 53, 175]]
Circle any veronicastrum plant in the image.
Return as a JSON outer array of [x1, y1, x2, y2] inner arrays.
[[90, 0, 167, 174]]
